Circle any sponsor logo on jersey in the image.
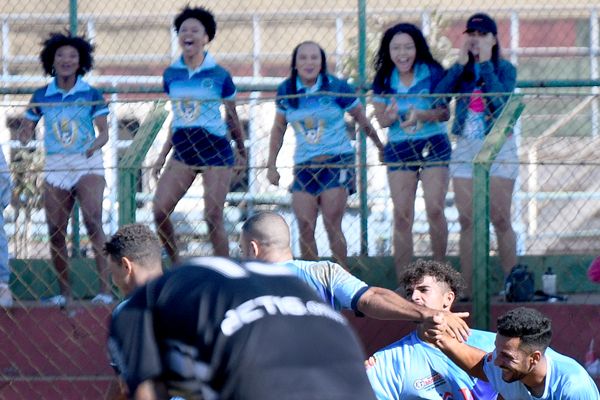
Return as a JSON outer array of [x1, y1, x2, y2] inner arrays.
[[221, 295, 347, 336], [413, 372, 446, 390]]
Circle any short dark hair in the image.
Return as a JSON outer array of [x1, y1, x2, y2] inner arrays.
[[497, 307, 552, 352], [399, 259, 465, 300], [104, 224, 162, 267], [173, 6, 216, 41], [40, 32, 94, 76]]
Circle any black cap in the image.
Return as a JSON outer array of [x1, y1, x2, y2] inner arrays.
[[464, 13, 497, 35]]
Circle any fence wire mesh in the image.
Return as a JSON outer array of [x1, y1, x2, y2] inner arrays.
[[1, 0, 600, 398]]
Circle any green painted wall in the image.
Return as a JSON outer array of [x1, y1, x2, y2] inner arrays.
[[8, 254, 599, 300]]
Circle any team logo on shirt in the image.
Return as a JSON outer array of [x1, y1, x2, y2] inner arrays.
[[318, 97, 332, 107], [52, 118, 78, 147], [175, 99, 201, 123], [292, 117, 325, 144], [201, 78, 214, 89]]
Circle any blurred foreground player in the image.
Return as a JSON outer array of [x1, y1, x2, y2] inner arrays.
[[106, 226, 375, 400]]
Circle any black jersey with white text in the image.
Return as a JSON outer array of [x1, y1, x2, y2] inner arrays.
[[108, 257, 375, 400]]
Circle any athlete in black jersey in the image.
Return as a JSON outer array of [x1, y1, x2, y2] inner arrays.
[[106, 225, 375, 400]]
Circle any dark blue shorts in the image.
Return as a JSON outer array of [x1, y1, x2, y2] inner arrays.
[[172, 127, 234, 167], [291, 153, 356, 196], [383, 134, 451, 172]]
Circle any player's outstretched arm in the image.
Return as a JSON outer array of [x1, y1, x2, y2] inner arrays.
[[357, 287, 470, 341]]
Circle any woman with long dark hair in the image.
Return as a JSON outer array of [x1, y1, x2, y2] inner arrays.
[[435, 13, 518, 297], [372, 23, 451, 281], [267, 41, 383, 270]]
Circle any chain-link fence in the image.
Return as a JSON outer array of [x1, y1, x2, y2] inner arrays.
[[1, 1, 600, 397]]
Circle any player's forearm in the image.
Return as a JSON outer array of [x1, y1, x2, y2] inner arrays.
[[436, 337, 487, 380], [357, 287, 430, 321]]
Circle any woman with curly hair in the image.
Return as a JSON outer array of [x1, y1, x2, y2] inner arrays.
[[20, 32, 111, 306]]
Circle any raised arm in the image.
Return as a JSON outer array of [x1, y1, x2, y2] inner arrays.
[[357, 287, 470, 342]]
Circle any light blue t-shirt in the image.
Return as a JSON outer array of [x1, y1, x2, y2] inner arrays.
[[483, 347, 600, 399], [276, 74, 358, 164], [373, 63, 447, 142], [163, 52, 236, 136], [25, 76, 109, 155], [278, 259, 368, 312], [367, 329, 498, 400]]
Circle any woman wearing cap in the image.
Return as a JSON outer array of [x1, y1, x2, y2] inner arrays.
[[371, 23, 451, 281], [435, 13, 518, 297], [153, 6, 246, 263]]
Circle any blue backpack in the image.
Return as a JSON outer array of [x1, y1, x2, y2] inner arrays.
[[505, 264, 534, 302]]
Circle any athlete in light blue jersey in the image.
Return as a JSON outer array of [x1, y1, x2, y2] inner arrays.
[[437, 307, 600, 399], [280, 259, 368, 312], [267, 41, 384, 270], [19, 33, 111, 306], [366, 259, 497, 400], [163, 52, 235, 137], [238, 211, 472, 340], [152, 6, 246, 264], [372, 23, 451, 282], [26, 77, 108, 156]]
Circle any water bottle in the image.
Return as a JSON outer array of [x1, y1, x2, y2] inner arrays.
[[542, 267, 557, 295]]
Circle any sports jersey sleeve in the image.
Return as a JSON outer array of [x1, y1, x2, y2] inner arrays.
[[366, 350, 402, 399], [336, 79, 360, 110], [162, 68, 172, 94], [108, 295, 163, 396], [275, 82, 289, 114], [221, 71, 236, 100], [326, 262, 369, 311], [90, 88, 109, 118], [24, 89, 44, 122], [371, 79, 389, 105]]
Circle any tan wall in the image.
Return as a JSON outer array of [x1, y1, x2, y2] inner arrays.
[[1, 1, 598, 76]]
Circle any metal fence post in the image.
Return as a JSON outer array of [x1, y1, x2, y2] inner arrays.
[[357, 0, 368, 256], [472, 97, 525, 329]]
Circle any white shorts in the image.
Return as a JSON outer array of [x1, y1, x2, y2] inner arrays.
[[45, 152, 104, 190], [450, 135, 519, 180]]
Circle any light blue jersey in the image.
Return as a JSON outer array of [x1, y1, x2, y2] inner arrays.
[[483, 347, 600, 399], [279, 259, 368, 312], [367, 329, 498, 400], [163, 52, 236, 136], [25, 77, 109, 155], [372, 63, 447, 142], [276, 74, 358, 164]]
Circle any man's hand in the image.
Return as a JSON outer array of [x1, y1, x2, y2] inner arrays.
[[423, 310, 470, 343], [364, 355, 377, 369]]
